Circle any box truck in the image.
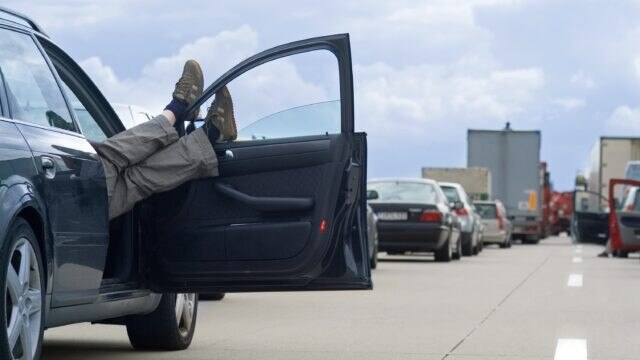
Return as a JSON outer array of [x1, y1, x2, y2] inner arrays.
[[421, 167, 492, 201], [467, 128, 542, 243], [588, 137, 640, 208]]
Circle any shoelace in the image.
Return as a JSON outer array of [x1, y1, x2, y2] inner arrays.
[[175, 74, 197, 96]]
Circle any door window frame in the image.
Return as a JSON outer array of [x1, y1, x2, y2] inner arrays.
[[181, 34, 354, 136], [0, 25, 82, 134], [37, 34, 126, 140]]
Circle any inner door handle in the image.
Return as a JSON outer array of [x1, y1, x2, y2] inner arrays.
[[214, 149, 234, 161]]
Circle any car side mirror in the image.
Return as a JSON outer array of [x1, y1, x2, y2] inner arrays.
[[366, 190, 379, 200]]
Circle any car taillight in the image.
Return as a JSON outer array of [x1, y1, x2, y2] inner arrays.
[[455, 207, 468, 216], [419, 210, 442, 223], [627, 204, 634, 211], [497, 216, 504, 230]]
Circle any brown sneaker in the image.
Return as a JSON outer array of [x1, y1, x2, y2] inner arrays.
[[204, 86, 237, 142], [172, 59, 203, 106]]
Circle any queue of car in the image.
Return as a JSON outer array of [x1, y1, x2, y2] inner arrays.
[[366, 178, 514, 262]]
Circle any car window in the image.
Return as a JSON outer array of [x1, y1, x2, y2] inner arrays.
[[210, 50, 340, 141], [0, 29, 76, 132], [440, 186, 460, 203], [59, 81, 107, 142], [368, 181, 439, 203], [476, 203, 498, 219]]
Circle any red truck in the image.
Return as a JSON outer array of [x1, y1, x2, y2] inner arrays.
[[549, 191, 573, 235], [540, 162, 551, 238]]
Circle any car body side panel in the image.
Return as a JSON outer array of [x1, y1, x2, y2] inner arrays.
[[16, 123, 109, 307]]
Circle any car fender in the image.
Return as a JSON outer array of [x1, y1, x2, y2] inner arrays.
[[0, 177, 53, 295]]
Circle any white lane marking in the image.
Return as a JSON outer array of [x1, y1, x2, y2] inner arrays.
[[554, 338, 587, 360], [577, 244, 583, 249], [567, 274, 583, 287], [575, 248, 582, 254], [572, 257, 583, 263]]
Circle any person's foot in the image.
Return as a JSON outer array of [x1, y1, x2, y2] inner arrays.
[[173, 60, 204, 105], [203, 86, 237, 143], [597, 251, 609, 258], [165, 59, 204, 120]]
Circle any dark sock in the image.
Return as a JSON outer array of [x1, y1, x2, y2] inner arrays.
[[164, 98, 187, 119], [201, 123, 220, 146]]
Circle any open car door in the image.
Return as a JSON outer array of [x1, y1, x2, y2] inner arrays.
[[143, 34, 371, 293], [609, 179, 640, 253], [571, 189, 608, 245]]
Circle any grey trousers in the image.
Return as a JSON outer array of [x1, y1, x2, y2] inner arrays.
[[93, 115, 219, 219]]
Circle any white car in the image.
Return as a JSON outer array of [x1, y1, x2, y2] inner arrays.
[[439, 182, 483, 256], [111, 103, 154, 129], [475, 200, 512, 248]]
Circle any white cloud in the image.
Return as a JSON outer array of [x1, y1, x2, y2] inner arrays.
[[570, 71, 595, 89], [5, 0, 127, 29], [607, 105, 640, 131], [553, 97, 586, 110], [354, 62, 545, 136], [80, 26, 259, 112]]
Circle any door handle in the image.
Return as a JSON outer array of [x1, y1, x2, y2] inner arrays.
[[41, 156, 56, 179], [214, 149, 234, 161], [214, 183, 314, 212]]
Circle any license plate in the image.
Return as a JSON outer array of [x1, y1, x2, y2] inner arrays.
[[378, 212, 408, 221]]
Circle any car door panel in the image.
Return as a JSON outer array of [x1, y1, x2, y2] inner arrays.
[[16, 123, 109, 306], [571, 190, 609, 245], [609, 179, 640, 250], [146, 132, 368, 291], [144, 35, 368, 292]]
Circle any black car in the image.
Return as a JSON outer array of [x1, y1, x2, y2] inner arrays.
[[367, 178, 462, 262], [0, 7, 370, 359]]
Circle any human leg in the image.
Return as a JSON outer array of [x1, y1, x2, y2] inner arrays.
[[107, 127, 218, 219]]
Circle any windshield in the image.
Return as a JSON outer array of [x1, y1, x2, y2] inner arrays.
[[574, 191, 607, 213], [440, 186, 460, 203], [476, 203, 498, 219], [368, 181, 439, 203], [237, 100, 340, 140]]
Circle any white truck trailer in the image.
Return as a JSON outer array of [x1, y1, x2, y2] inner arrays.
[[421, 167, 492, 201], [588, 137, 640, 208], [467, 128, 542, 243]]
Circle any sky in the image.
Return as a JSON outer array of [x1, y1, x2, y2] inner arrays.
[[8, 0, 640, 190]]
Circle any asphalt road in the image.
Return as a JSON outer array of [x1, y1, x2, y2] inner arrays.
[[42, 235, 640, 359]]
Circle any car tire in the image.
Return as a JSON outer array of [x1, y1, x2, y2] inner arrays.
[[434, 236, 452, 262], [452, 235, 462, 260], [126, 292, 198, 350], [0, 218, 45, 360], [200, 293, 225, 301], [370, 243, 378, 269], [461, 235, 473, 256]]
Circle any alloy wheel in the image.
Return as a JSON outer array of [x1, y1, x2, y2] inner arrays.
[[175, 293, 196, 337], [5, 238, 41, 360]]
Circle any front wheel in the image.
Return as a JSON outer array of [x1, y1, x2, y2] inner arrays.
[[0, 218, 45, 360], [126, 293, 198, 350]]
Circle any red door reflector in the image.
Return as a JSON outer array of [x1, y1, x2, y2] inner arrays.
[[320, 219, 327, 233]]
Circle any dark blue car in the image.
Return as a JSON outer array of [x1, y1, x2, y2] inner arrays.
[[0, 7, 370, 359]]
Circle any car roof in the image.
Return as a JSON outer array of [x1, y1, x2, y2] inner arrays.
[[368, 177, 438, 186], [0, 6, 47, 37], [438, 182, 462, 188]]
